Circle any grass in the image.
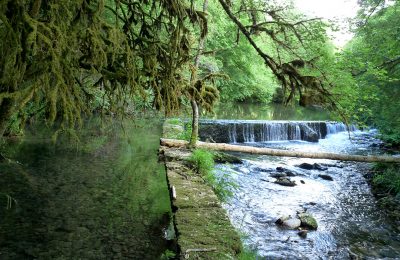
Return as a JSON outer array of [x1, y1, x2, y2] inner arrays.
[[189, 149, 237, 202]]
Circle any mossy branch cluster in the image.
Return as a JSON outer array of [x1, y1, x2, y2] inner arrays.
[[0, 0, 209, 135]]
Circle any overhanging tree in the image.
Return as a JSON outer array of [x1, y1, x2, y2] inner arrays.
[[0, 0, 206, 136]]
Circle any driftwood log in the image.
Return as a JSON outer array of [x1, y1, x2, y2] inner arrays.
[[160, 139, 400, 163]]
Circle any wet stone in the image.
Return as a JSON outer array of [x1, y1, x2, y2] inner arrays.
[[270, 173, 287, 178], [318, 174, 334, 181], [274, 177, 296, 187], [298, 230, 308, 238], [297, 163, 327, 171], [298, 213, 318, 230], [283, 218, 301, 229]]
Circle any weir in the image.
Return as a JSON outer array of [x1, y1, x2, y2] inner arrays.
[[199, 120, 355, 143]]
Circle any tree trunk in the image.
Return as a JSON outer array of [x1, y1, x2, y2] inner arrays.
[[189, 100, 199, 147], [160, 138, 400, 163], [189, 0, 209, 147], [0, 98, 15, 137]]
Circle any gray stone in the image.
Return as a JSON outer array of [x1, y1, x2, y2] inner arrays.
[[275, 215, 290, 225], [282, 218, 301, 229]]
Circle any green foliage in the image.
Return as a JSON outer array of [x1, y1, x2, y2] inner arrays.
[[373, 164, 400, 196], [237, 246, 258, 260], [338, 0, 400, 143], [180, 121, 193, 141], [160, 249, 176, 260], [0, 0, 206, 135], [189, 149, 236, 201], [204, 1, 278, 102], [190, 149, 215, 176]]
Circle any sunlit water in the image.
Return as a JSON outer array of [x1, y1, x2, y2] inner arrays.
[[217, 131, 400, 259]]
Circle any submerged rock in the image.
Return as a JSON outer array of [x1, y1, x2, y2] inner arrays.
[[298, 230, 308, 238], [298, 213, 318, 230], [318, 174, 334, 181], [274, 177, 296, 187]]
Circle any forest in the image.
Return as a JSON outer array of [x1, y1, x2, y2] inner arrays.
[[0, 0, 399, 143], [0, 0, 399, 259]]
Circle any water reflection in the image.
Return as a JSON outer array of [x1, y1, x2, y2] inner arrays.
[[204, 102, 332, 121], [0, 118, 172, 259]]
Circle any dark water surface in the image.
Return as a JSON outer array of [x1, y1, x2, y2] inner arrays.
[[0, 118, 171, 259]]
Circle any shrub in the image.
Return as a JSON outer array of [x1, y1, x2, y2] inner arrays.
[[373, 164, 400, 196]]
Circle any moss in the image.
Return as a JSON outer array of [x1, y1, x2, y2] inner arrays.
[[298, 213, 318, 230]]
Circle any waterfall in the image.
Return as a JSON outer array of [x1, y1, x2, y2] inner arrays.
[[326, 122, 356, 135], [242, 124, 255, 142], [199, 120, 355, 143], [229, 123, 237, 143]]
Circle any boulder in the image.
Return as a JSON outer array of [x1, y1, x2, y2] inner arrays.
[[297, 163, 314, 170], [274, 177, 296, 187], [276, 167, 285, 172], [298, 213, 318, 230], [275, 215, 290, 225], [299, 124, 319, 142], [318, 174, 333, 181], [297, 163, 327, 171], [282, 218, 301, 229], [276, 216, 301, 229]]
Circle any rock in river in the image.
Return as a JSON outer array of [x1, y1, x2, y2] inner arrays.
[[282, 218, 301, 229], [297, 163, 327, 171], [318, 174, 334, 181], [298, 213, 318, 230], [275, 216, 301, 229], [274, 177, 296, 187]]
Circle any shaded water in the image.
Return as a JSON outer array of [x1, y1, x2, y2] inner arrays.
[[217, 131, 400, 259], [205, 103, 332, 121], [0, 118, 172, 259]]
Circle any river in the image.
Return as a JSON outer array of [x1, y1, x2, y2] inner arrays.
[[215, 127, 400, 259], [0, 117, 173, 259]]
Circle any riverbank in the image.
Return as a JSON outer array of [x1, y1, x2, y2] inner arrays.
[[160, 119, 243, 259], [364, 163, 400, 225]]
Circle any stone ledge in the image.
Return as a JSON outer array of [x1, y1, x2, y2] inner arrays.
[[161, 121, 242, 259]]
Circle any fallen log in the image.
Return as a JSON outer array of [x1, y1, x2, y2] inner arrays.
[[160, 139, 400, 163]]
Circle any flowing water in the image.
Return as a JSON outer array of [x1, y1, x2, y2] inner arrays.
[[212, 124, 400, 259]]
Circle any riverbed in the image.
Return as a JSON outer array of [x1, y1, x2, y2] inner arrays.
[[216, 130, 400, 259]]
